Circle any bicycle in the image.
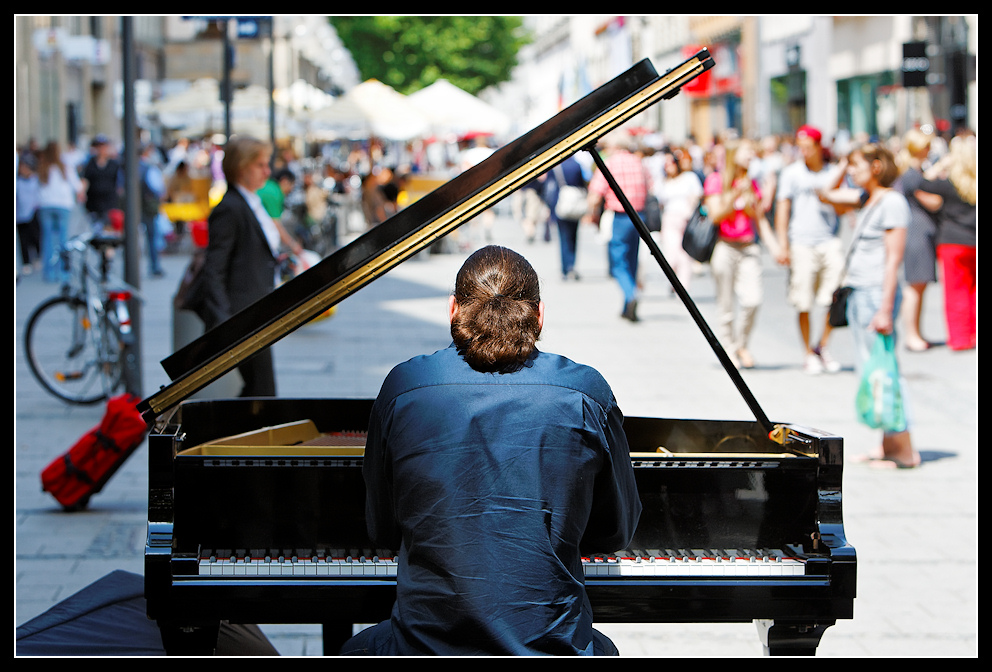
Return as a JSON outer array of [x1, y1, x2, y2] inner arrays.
[[24, 233, 137, 405]]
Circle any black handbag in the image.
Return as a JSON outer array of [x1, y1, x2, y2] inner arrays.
[[681, 203, 717, 262], [827, 193, 885, 328], [644, 195, 661, 232], [828, 286, 854, 328]]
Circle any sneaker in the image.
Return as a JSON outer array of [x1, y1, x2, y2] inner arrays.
[[814, 346, 841, 373], [803, 353, 824, 375], [621, 300, 639, 322]]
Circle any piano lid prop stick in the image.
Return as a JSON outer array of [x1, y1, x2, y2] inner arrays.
[[586, 147, 782, 441]]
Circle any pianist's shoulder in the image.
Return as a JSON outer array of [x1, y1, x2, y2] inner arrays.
[[375, 344, 617, 411]]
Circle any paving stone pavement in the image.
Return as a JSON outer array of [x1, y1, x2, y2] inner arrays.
[[15, 204, 977, 657]]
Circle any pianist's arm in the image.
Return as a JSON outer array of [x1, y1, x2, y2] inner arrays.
[[363, 399, 401, 551], [579, 399, 642, 555]]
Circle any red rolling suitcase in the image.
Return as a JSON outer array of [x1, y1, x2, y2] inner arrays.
[[41, 393, 150, 511]]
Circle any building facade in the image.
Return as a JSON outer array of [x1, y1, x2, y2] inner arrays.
[[15, 16, 358, 151], [16, 15, 976, 155], [510, 15, 977, 148]]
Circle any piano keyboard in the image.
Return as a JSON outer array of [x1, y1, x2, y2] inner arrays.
[[583, 548, 806, 577], [195, 547, 806, 578], [198, 550, 397, 577]]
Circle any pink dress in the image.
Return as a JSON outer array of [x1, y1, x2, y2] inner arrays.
[[703, 172, 760, 242]]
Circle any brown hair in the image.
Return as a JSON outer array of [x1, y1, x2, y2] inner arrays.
[[221, 135, 271, 185], [668, 146, 690, 176], [851, 143, 900, 188], [450, 246, 542, 373], [36, 141, 66, 185]]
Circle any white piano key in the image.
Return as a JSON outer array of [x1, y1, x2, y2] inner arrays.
[[580, 548, 806, 577]]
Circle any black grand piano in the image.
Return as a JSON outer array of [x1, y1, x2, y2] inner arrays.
[[139, 50, 856, 656]]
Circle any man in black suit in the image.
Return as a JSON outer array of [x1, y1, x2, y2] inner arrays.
[[198, 136, 281, 396]]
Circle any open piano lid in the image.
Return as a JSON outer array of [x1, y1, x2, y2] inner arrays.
[[137, 50, 716, 424]]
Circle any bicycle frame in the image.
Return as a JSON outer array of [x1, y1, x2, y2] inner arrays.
[[26, 233, 137, 404]]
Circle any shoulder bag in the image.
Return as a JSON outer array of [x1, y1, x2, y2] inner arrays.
[[643, 194, 661, 232], [552, 165, 588, 221], [681, 202, 717, 262], [828, 192, 886, 328]]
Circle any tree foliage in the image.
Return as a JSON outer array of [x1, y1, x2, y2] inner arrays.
[[329, 16, 530, 95]]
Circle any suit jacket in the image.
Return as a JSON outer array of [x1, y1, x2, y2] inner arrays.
[[198, 186, 278, 330]]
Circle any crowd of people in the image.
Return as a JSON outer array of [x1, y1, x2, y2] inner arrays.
[[19, 123, 973, 357], [14, 133, 415, 285], [521, 123, 977, 362], [16, 134, 216, 283], [16, 123, 975, 464]]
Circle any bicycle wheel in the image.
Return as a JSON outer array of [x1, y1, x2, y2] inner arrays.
[[24, 295, 124, 405]]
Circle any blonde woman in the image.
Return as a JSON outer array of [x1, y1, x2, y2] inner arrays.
[[703, 139, 780, 368], [197, 136, 280, 395], [917, 135, 977, 351]]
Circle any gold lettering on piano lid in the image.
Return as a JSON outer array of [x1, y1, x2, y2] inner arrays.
[[145, 53, 714, 418]]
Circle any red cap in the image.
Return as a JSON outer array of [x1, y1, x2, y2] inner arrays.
[[796, 125, 822, 143]]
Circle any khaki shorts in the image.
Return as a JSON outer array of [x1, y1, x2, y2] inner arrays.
[[787, 238, 845, 312]]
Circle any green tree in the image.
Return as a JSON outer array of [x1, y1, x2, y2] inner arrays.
[[329, 16, 530, 95]]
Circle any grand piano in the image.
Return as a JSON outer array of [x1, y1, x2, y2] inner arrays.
[[139, 50, 856, 656]]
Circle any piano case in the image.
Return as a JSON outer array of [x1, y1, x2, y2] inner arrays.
[[41, 393, 149, 511], [137, 50, 856, 657]]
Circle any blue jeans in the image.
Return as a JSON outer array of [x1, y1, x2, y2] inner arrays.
[[556, 218, 579, 276], [37, 207, 71, 283], [847, 285, 912, 433], [142, 215, 163, 275], [608, 211, 641, 306]]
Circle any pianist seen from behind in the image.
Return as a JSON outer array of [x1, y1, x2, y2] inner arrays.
[[340, 245, 642, 656]]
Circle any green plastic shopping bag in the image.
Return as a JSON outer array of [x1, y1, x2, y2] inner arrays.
[[856, 333, 906, 432]]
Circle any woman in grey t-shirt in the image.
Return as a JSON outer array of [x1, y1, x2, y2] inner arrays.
[[824, 143, 919, 469]]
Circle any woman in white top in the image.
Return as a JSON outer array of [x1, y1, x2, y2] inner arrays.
[[36, 141, 83, 283], [656, 146, 703, 291], [825, 143, 919, 469]]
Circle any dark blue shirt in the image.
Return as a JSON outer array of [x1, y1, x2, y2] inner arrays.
[[363, 344, 641, 655]]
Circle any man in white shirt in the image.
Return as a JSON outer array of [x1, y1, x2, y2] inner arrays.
[[774, 126, 847, 374]]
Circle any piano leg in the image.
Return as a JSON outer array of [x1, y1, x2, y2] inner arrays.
[[157, 619, 221, 655], [322, 621, 354, 655], [755, 619, 835, 656]]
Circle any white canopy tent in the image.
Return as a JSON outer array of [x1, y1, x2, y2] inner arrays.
[[143, 79, 304, 139], [408, 79, 511, 139], [309, 79, 430, 141], [142, 78, 224, 131]]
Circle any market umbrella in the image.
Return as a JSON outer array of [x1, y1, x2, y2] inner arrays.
[[408, 79, 511, 138], [143, 78, 224, 131], [310, 79, 429, 141], [150, 83, 303, 140]]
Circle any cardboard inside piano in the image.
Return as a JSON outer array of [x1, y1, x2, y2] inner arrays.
[[179, 419, 367, 457], [179, 417, 815, 461]]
